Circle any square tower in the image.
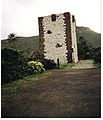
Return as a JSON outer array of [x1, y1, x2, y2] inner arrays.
[[38, 12, 78, 64]]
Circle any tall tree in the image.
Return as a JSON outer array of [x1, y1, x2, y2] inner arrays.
[[77, 36, 90, 60]]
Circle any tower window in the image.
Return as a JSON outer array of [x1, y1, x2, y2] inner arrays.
[[72, 15, 75, 23], [47, 30, 52, 34], [51, 14, 56, 21], [55, 43, 62, 48]]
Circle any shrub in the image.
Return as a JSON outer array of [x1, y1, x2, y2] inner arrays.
[[27, 61, 45, 74], [1, 48, 27, 84], [27, 51, 44, 61], [92, 47, 101, 64], [77, 36, 101, 64], [27, 51, 56, 69], [41, 59, 56, 69], [77, 36, 90, 60]]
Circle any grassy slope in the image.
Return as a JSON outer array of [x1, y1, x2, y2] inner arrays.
[[1, 26, 101, 53], [1, 36, 39, 54], [76, 26, 101, 48]]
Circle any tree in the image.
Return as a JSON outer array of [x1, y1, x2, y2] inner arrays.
[[77, 36, 90, 60], [8, 33, 17, 49]]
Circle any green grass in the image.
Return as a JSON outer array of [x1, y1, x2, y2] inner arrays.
[[93, 63, 101, 69], [59, 63, 75, 69], [1, 71, 51, 97], [1, 36, 39, 58]]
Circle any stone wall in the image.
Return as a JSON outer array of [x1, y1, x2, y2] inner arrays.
[[71, 15, 78, 63], [38, 12, 78, 64]]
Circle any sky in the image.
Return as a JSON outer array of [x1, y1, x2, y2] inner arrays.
[[1, 0, 101, 39]]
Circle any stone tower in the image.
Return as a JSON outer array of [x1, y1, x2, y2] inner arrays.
[[38, 12, 78, 64]]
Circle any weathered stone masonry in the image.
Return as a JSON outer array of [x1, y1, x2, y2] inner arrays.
[[38, 12, 78, 64]]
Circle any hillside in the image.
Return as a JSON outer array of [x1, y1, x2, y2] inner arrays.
[[1, 26, 101, 54], [76, 26, 101, 48], [1, 36, 39, 55]]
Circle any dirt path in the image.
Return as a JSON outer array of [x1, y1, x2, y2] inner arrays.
[[2, 69, 101, 118]]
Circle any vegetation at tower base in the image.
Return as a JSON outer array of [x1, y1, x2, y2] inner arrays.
[[1, 48, 45, 84], [27, 51, 56, 69], [76, 27, 101, 64], [1, 48, 27, 84], [27, 61, 45, 75], [77, 36, 101, 64]]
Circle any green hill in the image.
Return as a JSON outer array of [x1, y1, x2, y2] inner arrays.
[[1, 26, 101, 55], [76, 26, 101, 48], [1, 36, 39, 56]]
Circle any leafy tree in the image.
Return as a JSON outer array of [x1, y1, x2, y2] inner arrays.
[[77, 36, 90, 60], [77, 36, 101, 64]]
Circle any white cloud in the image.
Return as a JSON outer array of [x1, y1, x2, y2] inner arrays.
[[1, 0, 101, 39]]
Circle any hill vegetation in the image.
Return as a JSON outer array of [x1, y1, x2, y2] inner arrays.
[[1, 26, 101, 51], [1, 36, 39, 58], [76, 26, 101, 48]]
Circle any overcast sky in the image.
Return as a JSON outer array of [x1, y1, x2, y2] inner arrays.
[[1, 0, 101, 39]]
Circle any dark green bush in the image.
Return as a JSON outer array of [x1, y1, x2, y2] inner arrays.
[[27, 51, 44, 61], [41, 59, 56, 69], [1, 48, 27, 84], [77, 36, 101, 64], [77, 36, 90, 60], [91, 47, 101, 63]]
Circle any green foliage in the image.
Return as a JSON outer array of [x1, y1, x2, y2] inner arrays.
[[41, 59, 56, 69], [27, 51, 44, 61], [1, 36, 39, 57], [1, 48, 46, 84], [60, 63, 75, 69], [27, 61, 45, 74], [89, 47, 101, 64], [77, 36, 101, 64], [27, 51, 56, 69], [1, 48, 27, 84], [77, 36, 90, 60]]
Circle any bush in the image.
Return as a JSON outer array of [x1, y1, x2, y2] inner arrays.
[[1, 48, 27, 84], [27, 61, 45, 74], [77, 36, 101, 64], [27, 51, 44, 61], [27, 51, 56, 69], [92, 47, 101, 63], [77, 36, 90, 60], [41, 59, 56, 69]]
